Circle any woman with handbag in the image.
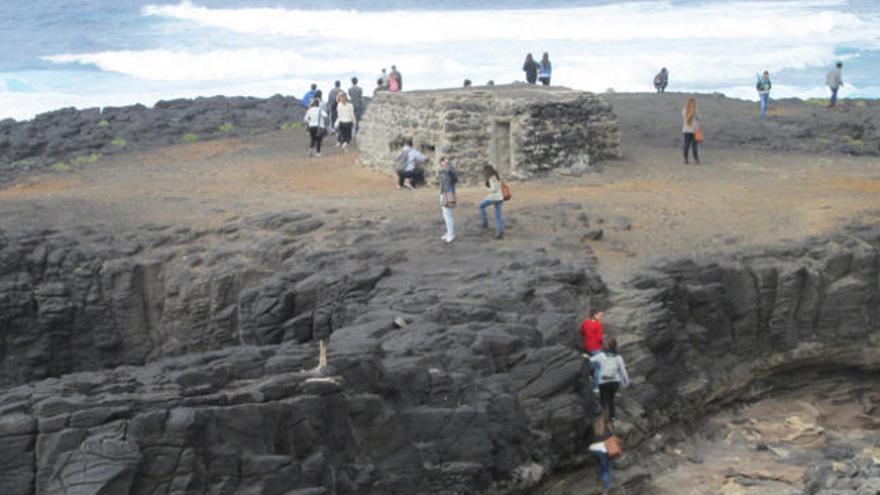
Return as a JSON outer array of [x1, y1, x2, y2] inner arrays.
[[589, 414, 616, 495], [682, 97, 701, 165], [303, 99, 328, 157], [479, 165, 505, 239], [334, 92, 356, 149], [439, 155, 458, 243]]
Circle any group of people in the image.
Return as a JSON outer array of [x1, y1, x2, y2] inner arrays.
[[393, 142, 506, 242], [375, 65, 404, 95], [580, 309, 630, 495], [301, 78, 364, 156], [522, 52, 553, 86]]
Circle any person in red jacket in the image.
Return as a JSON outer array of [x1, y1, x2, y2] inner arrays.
[[580, 309, 605, 395]]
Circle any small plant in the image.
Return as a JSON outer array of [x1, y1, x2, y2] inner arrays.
[[50, 162, 69, 172], [182, 133, 199, 143], [218, 122, 235, 133], [97, 119, 111, 127], [73, 153, 101, 165], [804, 98, 826, 106], [111, 138, 128, 148], [855, 100, 867, 108], [11, 158, 34, 169], [281, 121, 303, 130]]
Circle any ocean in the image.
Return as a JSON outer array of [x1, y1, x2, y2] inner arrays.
[[1, 0, 879, 121]]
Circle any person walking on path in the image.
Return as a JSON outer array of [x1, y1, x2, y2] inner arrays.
[[826, 62, 843, 108], [390, 65, 403, 91], [756, 70, 772, 120], [303, 99, 328, 157], [327, 80, 341, 133], [682, 97, 701, 165], [538, 52, 552, 86], [348, 77, 364, 121], [591, 338, 630, 421], [334, 92, 356, 149], [439, 155, 458, 243], [523, 53, 540, 85], [589, 414, 615, 495], [395, 139, 426, 189], [580, 309, 605, 394], [654, 67, 668, 93], [479, 165, 505, 239], [301, 83, 318, 108]]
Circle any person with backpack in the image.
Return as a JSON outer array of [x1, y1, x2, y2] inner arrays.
[[303, 99, 328, 157], [591, 338, 630, 421], [654, 67, 668, 93], [479, 165, 505, 239], [439, 155, 458, 243], [682, 97, 701, 165], [756, 70, 772, 120], [395, 139, 426, 189], [301, 83, 318, 108], [538, 52, 552, 86], [522, 53, 540, 85], [589, 414, 615, 495], [826, 62, 843, 108]]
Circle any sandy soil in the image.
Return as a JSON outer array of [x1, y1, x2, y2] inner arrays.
[[1, 124, 878, 283]]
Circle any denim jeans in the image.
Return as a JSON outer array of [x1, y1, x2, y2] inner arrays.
[[594, 451, 612, 490], [590, 350, 601, 391], [759, 93, 769, 119], [478, 199, 504, 235], [830, 87, 839, 106]]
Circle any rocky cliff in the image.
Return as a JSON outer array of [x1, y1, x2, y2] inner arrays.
[[0, 208, 877, 494]]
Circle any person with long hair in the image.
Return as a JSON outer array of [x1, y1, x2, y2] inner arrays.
[[522, 53, 539, 85], [334, 92, 356, 149], [592, 337, 630, 422], [303, 98, 327, 157], [682, 97, 701, 165], [538, 52, 552, 86], [439, 155, 458, 243], [588, 413, 614, 495], [479, 165, 505, 239]]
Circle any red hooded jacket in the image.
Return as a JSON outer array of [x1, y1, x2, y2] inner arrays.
[[580, 318, 603, 353]]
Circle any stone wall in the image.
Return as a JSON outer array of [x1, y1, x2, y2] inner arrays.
[[358, 85, 620, 183]]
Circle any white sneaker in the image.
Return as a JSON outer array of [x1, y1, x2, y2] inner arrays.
[[445, 235, 455, 243], [441, 234, 449, 241], [316, 152, 321, 157], [342, 142, 348, 149]]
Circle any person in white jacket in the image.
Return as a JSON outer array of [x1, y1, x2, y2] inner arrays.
[[479, 165, 505, 239], [591, 337, 630, 422], [826, 62, 843, 108], [334, 92, 357, 149], [302, 99, 328, 157]]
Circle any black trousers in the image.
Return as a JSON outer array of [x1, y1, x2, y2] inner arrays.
[[599, 382, 620, 420], [539, 77, 550, 86], [683, 132, 699, 162], [397, 169, 424, 187], [308, 127, 324, 153], [338, 122, 354, 144]]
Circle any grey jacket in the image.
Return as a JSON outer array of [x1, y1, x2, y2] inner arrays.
[[439, 166, 457, 194], [592, 351, 630, 387]]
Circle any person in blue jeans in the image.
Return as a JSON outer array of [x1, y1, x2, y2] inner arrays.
[[479, 165, 505, 239], [589, 414, 614, 494], [756, 70, 772, 120]]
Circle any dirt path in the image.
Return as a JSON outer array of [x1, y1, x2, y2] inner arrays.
[[1, 129, 878, 282]]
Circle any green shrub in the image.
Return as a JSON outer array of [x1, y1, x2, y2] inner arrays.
[[182, 133, 199, 143], [111, 138, 128, 148], [50, 162, 69, 172], [804, 98, 826, 106], [11, 159, 34, 169], [73, 153, 101, 165], [218, 122, 235, 133], [97, 119, 111, 127]]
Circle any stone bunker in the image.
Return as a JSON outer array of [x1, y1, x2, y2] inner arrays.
[[357, 85, 620, 183]]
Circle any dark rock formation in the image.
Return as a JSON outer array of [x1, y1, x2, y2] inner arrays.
[[0, 95, 306, 182], [0, 210, 877, 494]]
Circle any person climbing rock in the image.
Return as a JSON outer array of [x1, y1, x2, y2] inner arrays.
[[580, 309, 605, 395], [591, 337, 630, 421], [589, 414, 615, 494]]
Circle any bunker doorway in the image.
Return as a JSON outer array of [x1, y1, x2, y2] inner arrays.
[[492, 120, 513, 175]]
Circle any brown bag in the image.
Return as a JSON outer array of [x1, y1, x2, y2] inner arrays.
[[501, 182, 512, 201], [441, 192, 456, 208], [604, 435, 622, 459], [694, 128, 704, 143]]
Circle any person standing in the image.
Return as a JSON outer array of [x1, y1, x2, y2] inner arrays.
[[439, 155, 458, 243], [538, 52, 552, 86], [682, 97, 701, 165], [379, 68, 389, 89], [756, 70, 772, 120], [374, 78, 386, 97], [348, 77, 365, 121], [327, 80, 341, 133], [303, 99, 328, 157], [826, 62, 843, 108], [523, 53, 539, 85], [589, 415, 615, 495], [390, 65, 403, 91], [479, 165, 505, 239], [334, 92, 356, 149], [301, 83, 318, 108], [654, 67, 668, 93], [592, 338, 630, 421]]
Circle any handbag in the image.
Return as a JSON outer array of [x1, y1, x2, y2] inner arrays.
[[441, 192, 456, 208], [501, 182, 512, 201], [604, 435, 622, 459], [694, 128, 704, 143]]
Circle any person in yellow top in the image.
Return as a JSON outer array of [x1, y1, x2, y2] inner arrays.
[[479, 165, 505, 239]]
